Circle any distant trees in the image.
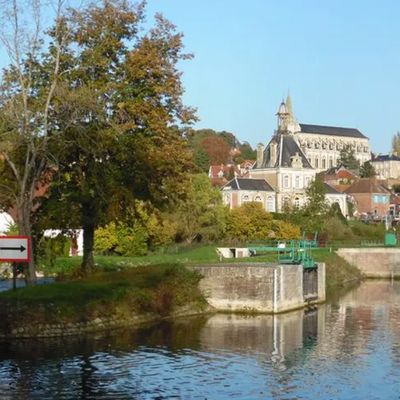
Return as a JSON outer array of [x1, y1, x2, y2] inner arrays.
[[187, 128, 256, 171], [359, 161, 376, 178], [392, 131, 400, 154], [337, 146, 360, 170], [174, 174, 227, 243]]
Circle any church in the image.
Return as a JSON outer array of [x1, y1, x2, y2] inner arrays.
[[223, 96, 369, 214]]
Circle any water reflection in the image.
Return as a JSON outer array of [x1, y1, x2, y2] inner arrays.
[[0, 281, 399, 399]]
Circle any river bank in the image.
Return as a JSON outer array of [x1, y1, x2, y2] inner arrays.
[[0, 248, 363, 338]]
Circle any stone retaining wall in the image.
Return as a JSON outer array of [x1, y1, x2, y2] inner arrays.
[[337, 248, 400, 278]]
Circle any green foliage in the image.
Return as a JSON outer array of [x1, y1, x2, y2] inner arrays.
[[392, 131, 400, 155], [37, 234, 71, 269], [359, 161, 376, 178], [193, 148, 210, 172], [226, 202, 300, 242], [337, 146, 360, 170], [95, 221, 148, 257], [175, 174, 228, 243], [392, 184, 400, 194]]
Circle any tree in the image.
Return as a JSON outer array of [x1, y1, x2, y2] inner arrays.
[[0, 0, 69, 284], [392, 131, 400, 154], [359, 161, 376, 178], [337, 146, 360, 170], [199, 135, 231, 164], [45, 1, 196, 272], [193, 148, 210, 172], [225, 202, 299, 242], [174, 174, 227, 243]]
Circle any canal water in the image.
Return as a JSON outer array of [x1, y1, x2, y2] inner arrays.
[[0, 280, 399, 399]]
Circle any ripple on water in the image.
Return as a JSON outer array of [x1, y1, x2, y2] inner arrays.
[[1, 281, 400, 399]]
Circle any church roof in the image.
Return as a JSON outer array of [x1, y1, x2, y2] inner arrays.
[[223, 178, 274, 191], [255, 134, 313, 169], [299, 123, 367, 139]]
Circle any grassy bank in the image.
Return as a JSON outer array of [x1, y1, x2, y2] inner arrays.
[[0, 245, 362, 337], [41, 245, 362, 292], [0, 264, 207, 336]]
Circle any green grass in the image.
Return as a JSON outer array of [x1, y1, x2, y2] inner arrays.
[[40, 245, 220, 276], [0, 264, 207, 333]]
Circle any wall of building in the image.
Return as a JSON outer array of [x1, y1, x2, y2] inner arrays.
[[337, 248, 400, 278], [372, 159, 400, 179], [221, 189, 275, 212], [296, 133, 370, 172], [350, 193, 390, 216], [191, 263, 326, 313]]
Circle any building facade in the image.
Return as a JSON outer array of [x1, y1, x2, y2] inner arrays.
[[371, 154, 400, 180]]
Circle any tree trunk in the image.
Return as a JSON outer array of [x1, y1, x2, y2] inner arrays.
[[82, 224, 95, 274], [17, 206, 36, 286]]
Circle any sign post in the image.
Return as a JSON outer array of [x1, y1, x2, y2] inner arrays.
[[0, 236, 31, 262], [0, 236, 31, 291]]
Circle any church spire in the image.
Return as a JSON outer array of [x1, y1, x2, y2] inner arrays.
[[286, 92, 293, 118]]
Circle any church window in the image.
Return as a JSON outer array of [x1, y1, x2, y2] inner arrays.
[[267, 196, 274, 211], [315, 158, 319, 168], [283, 175, 290, 188], [322, 158, 326, 169]]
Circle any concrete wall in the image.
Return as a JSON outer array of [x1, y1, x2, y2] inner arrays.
[[191, 263, 325, 313], [337, 248, 400, 278]]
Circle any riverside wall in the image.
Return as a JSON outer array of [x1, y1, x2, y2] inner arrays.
[[336, 248, 400, 278], [191, 263, 325, 313]]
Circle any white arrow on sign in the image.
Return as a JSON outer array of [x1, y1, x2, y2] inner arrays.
[[0, 236, 31, 262]]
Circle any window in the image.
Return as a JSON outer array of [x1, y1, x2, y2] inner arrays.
[[283, 175, 289, 188], [322, 158, 326, 169], [267, 196, 274, 211], [305, 176, 311, 186], [242, 195, 250, 202], [329, 158, 333, 168], [295, 176, 300, 188], [254, 196, 262, 202], [315, 158, 319, 168]]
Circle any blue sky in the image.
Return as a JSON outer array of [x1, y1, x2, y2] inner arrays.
[[1, 0, 399, 153], [145, 0, 400, 153]]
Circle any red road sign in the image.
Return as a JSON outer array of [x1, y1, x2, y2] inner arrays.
[[0, 236, 31, 262]]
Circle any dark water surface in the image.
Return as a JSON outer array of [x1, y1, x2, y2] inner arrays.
[[0, 280, 400, 399]]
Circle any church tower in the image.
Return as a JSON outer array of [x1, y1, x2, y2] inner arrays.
[[276, 95, 300, 134]]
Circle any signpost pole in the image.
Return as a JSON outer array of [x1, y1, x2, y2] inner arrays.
[[12, 262, 17, 291]]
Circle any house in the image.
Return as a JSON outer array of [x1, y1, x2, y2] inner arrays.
[[221, 178, 276, 212], [208, 164, 240, 187], [323, 165, 358, 192], [371, 153, 400, 180], [345, 178, 391, 218]]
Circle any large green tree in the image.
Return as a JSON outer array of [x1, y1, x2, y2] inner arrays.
[[46, 1, 196, 272]]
